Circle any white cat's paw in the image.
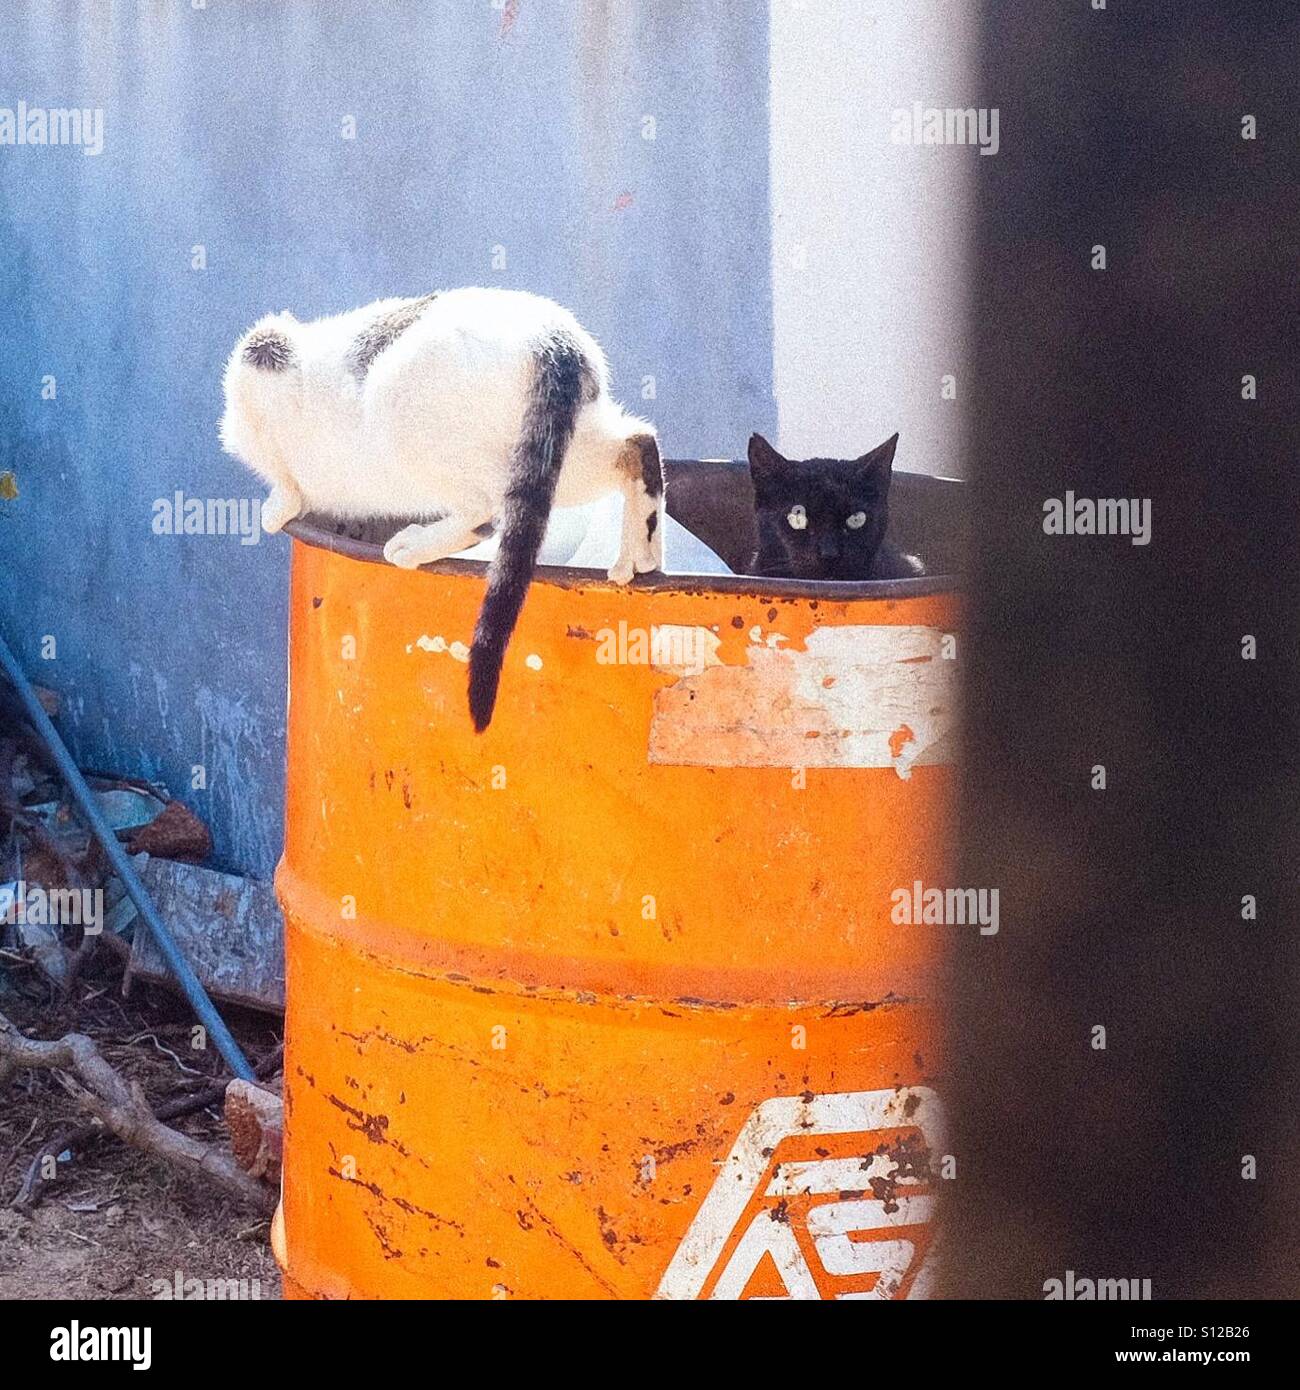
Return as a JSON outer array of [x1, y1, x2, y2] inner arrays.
[[607, 557, 636, 585], [261, 487, 302, 534], [383, 525, 431, 569], [633, 549, 660, 574]]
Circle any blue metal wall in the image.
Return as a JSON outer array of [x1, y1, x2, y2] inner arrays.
[[0, 2, 773, 876]]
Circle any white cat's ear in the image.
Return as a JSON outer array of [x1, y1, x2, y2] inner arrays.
[[856, 432, 899, 483]]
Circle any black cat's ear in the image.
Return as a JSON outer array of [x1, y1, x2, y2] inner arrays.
[[856, 432, 899, 488], [747, 434, 787, 499], [748, 433, 786, 472]]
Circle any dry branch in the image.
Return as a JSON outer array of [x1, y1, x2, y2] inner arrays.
[[0, 1009, 274, 1214], [9, 1042, 283, 1211]]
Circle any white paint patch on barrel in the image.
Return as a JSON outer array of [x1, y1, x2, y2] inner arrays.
[[414, 634, 469, 663], [649, 625, 722, 678], [648, 625, 955, 774]]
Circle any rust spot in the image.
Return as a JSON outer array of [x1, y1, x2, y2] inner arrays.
[[389, 1191, 464, 1232], [506, 1178, 620, 1297], [660, 909, 684, 943], [867, 1174, 900, 1214], [338, 1026, 439, 1054], [822, 994, 903, 1018], [326, 1168, 464, 1234], [719, 1091, 736, 1105], [596, 1205, 644, 1262], [364, 1212, 403, 1261], [866, 1132, 935, 1214], [566, 624, 596, 640], [888, 724, 916, 759], [766, 608, 777, 623], [312, 596, 323, 609], [651, 1135, 707, 1164], [327, 1093, 391, 1145], [731, 615, 745, 628]]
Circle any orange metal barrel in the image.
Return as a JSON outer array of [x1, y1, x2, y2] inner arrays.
[[276, 482, 959, 1300]]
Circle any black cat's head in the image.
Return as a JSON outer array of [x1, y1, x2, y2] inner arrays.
[[748, 432, 899, 581]]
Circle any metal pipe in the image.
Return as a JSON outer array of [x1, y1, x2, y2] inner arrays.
[[0, 632, 255, 1081]]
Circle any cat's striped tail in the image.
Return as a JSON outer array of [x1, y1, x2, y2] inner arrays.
[[468, 332, 591, 732]]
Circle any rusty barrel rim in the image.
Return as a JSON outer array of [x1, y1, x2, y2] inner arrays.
[[282, 461, 962, 603]]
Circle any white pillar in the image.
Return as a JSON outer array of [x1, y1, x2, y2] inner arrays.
[[769, 0, 976, 477]]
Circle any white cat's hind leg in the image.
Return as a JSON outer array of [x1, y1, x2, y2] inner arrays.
[[608, 481, 663, 583], [383, 514, 489, 569], [607, 434, 664, 584], [608, 508, 637, 586], [632, 482, 664, 574]]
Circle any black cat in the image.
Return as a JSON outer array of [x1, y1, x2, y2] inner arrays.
[[747, 433, 924, 581]]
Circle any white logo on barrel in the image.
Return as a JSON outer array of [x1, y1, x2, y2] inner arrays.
[[655, 1087, 943, 1300]]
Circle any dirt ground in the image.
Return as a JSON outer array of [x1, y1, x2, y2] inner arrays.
[[0, 960, 282, 1301]]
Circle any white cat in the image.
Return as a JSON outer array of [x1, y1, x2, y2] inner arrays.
[[219, 287, 663, 730]]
